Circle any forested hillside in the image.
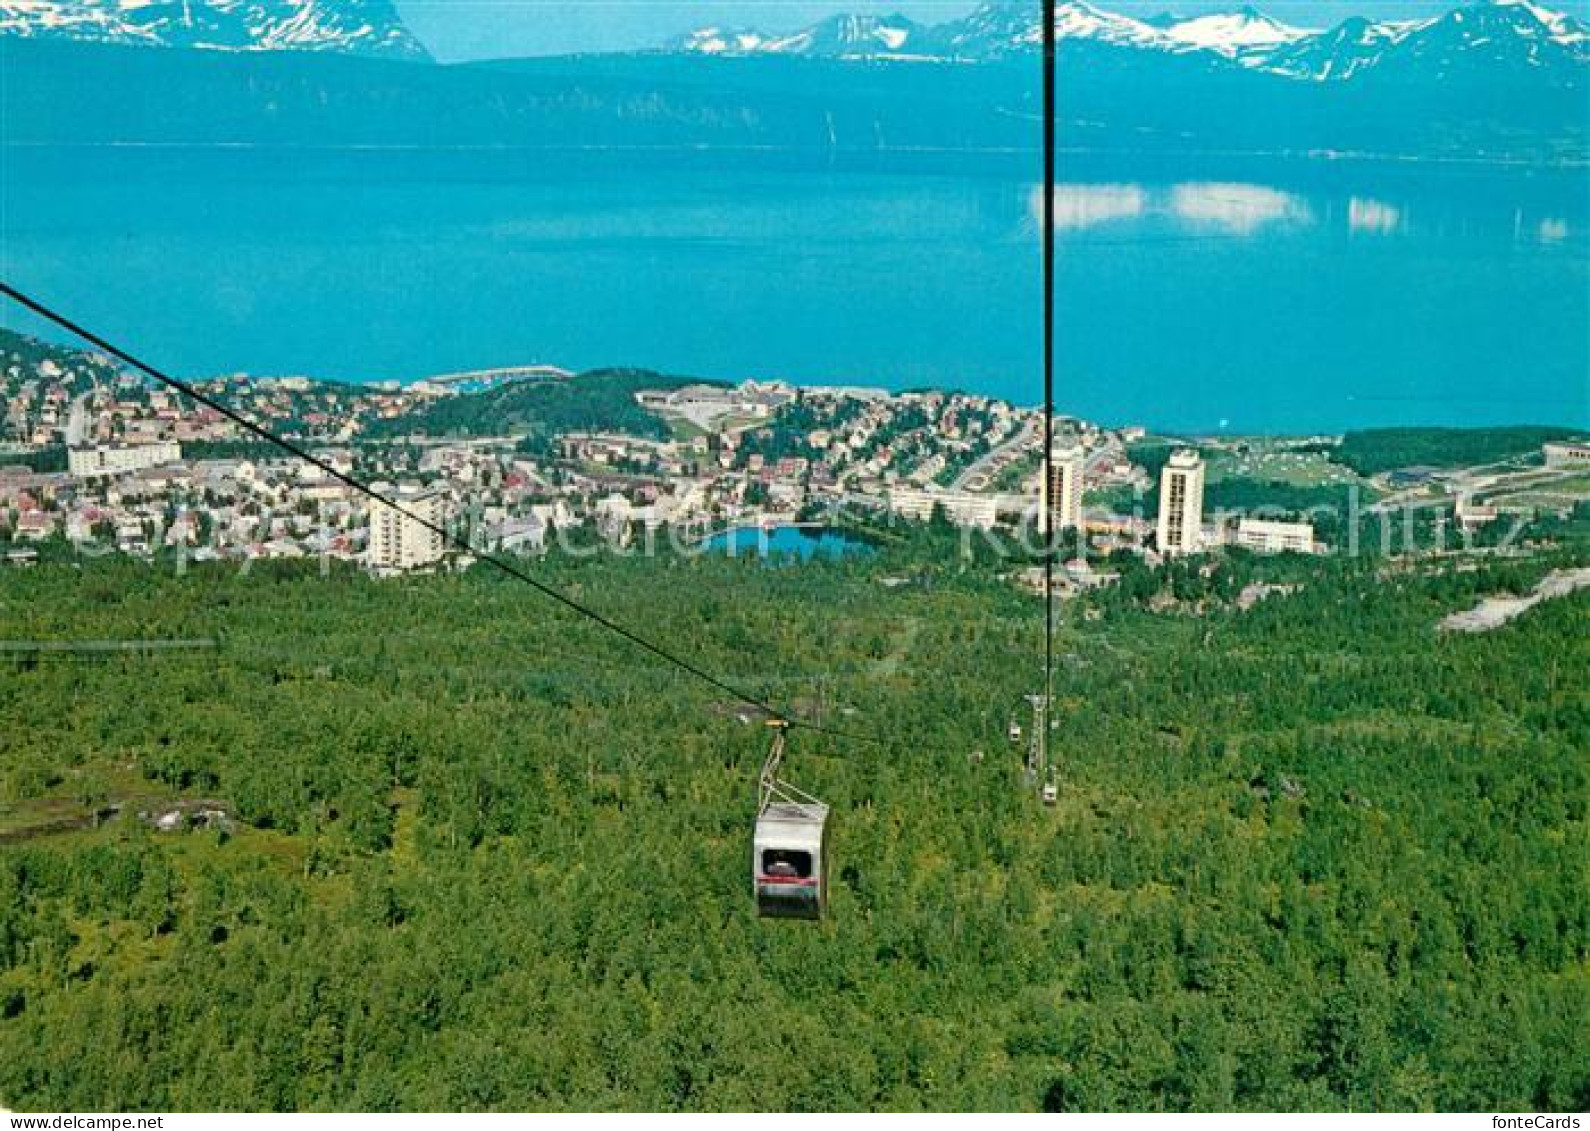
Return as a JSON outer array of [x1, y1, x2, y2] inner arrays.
[[1, 535, 1586, 1110], [365, 369, 699, 444], [1336, 428, 1587, 475]]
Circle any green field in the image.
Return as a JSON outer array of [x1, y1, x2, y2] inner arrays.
[[1205, 446, 1361, 489], [1487, 473, 1590, 511]]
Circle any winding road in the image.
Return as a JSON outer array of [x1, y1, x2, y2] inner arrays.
[[953, 417, 1039, 491]]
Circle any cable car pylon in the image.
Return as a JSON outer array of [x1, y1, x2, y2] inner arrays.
[[1031, 0, 1059, 808]]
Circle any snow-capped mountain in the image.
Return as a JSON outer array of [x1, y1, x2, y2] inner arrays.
[[1367, 0, 1589, 70], [672, 1, 1308, 61], [1257, 16, 1430, 81], [670, 0, 1588, 84], [1034, 1, 1166, 50], [1148, 5, 1310, 58], [673, 1, 1174, 59], [906, 0, 1042, 57], [674, 13, 924, 59], [0, 0, 431, 60], [1264, 0, 1589, 79]]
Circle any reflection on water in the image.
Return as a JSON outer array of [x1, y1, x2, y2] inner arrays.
[[1034, 180, 1577, 248], [1169, 182, 1312, 234], [1038, 181, 1317, 236], [1349, 197, 1403, 235], [1038, 183, 1147, 230]]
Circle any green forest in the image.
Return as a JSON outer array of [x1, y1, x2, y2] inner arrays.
[[0, 529, 1586, 1111]]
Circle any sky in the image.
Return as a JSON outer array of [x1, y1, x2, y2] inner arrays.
[[395, 0, 1590, 61]]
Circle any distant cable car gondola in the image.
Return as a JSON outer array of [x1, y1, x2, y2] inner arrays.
[[753, 720, 830, 921]]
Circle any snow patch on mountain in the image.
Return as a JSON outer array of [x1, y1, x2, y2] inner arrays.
[[1492, 0, 1588, 43], [0, 0, 431, 59], [673, 11, 922, 59], [675, 26, 768, 55], [1157, 7, 1311, 54], [1048, 1, 1165, 49]]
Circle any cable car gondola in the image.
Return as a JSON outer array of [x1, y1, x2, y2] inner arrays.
[[752, 720, 830, 921]]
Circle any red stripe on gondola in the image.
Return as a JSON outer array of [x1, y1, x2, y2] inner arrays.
[[757, 875, 819, 887]]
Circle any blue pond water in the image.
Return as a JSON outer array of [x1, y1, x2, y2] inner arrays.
[[700, 525, 874, 560], [1, 146, 1585, 432]]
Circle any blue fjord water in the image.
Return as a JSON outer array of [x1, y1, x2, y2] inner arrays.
[[1, 145, 1584, 433]]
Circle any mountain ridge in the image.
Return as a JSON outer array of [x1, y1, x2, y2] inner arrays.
[[3, 35, 1582, 164], [0, 0, 430, 59], [666, 0, 1590, 85], [3, 0, 1585, 83]]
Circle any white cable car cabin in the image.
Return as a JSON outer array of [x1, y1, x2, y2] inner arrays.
[[753, 721, 830, 921], [753, 798, 830, 920]]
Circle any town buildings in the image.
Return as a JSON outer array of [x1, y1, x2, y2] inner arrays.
[[9, 329, 1411, 581]]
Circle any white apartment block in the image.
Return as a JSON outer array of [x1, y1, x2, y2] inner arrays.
[[1040, 445, 1085, 532], [1543, 441, 1590, 470], [889, 487, 1000, 530], [68, 440, 182, 479], [1232, 517, 1319, 555], [1156, 449, 1205, 556], [367, 488, 446, 573]]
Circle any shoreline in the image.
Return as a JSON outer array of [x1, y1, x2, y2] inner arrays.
[[5, 139, 1588, 172]]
